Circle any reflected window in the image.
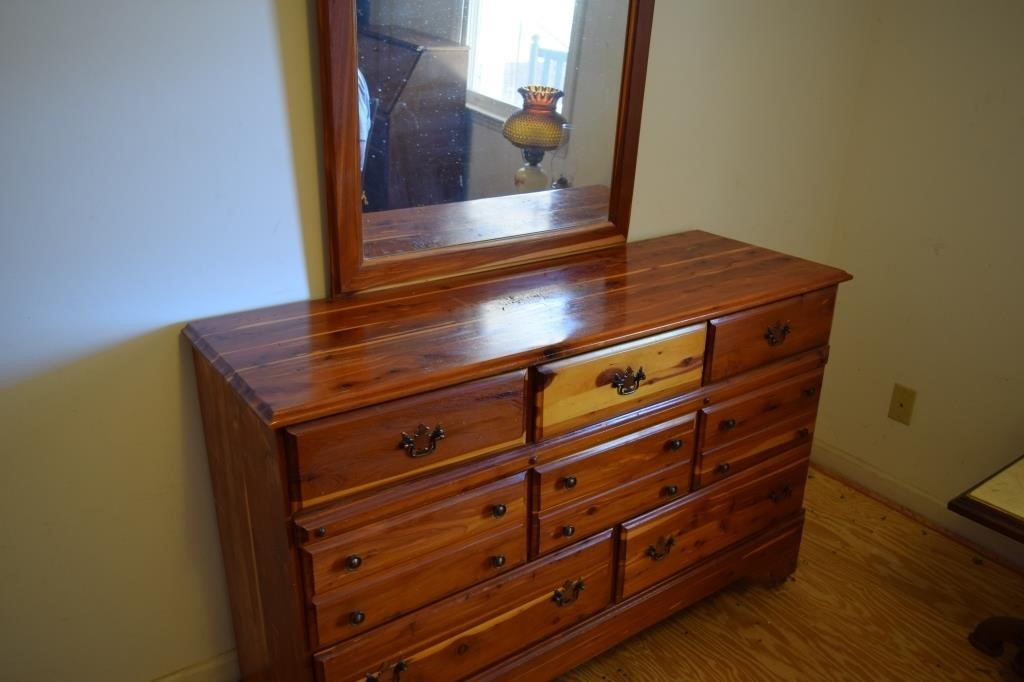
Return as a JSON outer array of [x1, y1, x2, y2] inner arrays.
[[464, 0, 579, 119]]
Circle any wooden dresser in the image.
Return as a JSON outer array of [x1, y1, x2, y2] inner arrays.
[[184, 230, 850, 681]]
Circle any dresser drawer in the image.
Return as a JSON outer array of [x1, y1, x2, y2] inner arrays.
[[699, 369, 823, 452], [301, 473, 527, 597], [534, 415, 694, 512], [310, 527, 525, 647], [534, 464, 690, 556], [315, 531, 614, 682], [534, 325, 706, 439], [706, 287, 837, 383], [286, 371, 527, 507], [618, 447, 809, 599], [695, 413, 816, 489]]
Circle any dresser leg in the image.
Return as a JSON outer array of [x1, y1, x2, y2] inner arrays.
[[969, 616, 1024, 658]]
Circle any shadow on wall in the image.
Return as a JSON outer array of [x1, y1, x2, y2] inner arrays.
[[0, 326, 238, 680]]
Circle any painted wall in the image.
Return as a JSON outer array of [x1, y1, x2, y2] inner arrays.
[[3, 1, 1023, 680]]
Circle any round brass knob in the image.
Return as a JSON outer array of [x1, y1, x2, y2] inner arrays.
[[564, 475, 578, 489], [345, 555, 362, 571], [665, 485, 679, 496], [349, 611, 366, 625], [562, 525, 576, 537], [492, 554, 507, 568], [492, 503, 508, 518], [668, 439, 684, 451]]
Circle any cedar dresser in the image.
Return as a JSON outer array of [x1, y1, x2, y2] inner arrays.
[[184, 229, 851, 681]]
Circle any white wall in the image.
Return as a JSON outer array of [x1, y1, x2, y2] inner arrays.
[[3, 1, 1023, 680], [0, 1, 323, 679]]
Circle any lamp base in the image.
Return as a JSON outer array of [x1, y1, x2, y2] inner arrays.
[[513, 163, 550, 193]]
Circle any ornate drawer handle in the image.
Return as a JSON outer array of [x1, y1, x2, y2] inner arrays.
[[366, 659, 407, 682], [764, 321, 792, 347], [563, 475, 578, 489], [668, 438, 685, 451], [769, 484, 794, 503], [611, 366, 646, 395], [646, 536, 675, 561], [552, 578, 586, 607], [398, 424, 445, 458]]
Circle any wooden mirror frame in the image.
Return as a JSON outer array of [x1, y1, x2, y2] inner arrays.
[[317, 0, 655, 294]]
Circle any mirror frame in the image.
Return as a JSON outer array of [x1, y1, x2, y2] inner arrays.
[[317, 0, 655, 294]]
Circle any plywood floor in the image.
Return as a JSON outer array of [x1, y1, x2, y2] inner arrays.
[[559, 467, 1024, 681]]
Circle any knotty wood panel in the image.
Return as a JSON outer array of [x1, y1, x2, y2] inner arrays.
[[183, 231, 850, 427], [559, 467, 1024, 681]]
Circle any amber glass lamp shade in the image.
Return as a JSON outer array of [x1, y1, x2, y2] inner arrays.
[[503, 86, 568, 192]]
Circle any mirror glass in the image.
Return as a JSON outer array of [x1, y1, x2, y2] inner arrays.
[[354, 0, 629, 260]]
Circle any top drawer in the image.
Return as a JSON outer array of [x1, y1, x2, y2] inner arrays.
[[705, 287, 837, 382], [286, 371, 527, 508], [534, 324, 706, 439]]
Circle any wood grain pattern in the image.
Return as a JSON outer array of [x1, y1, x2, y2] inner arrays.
[[695, 411, 817, 490], [560, 466, 1024, 682], [183, 231, 850, 428], [534, 324, 706, 439]]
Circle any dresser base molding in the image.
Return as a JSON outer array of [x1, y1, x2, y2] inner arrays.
[[478, 514, 804, 682]]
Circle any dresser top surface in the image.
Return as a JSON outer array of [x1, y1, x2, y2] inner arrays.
[[184, 230, 851, 427]]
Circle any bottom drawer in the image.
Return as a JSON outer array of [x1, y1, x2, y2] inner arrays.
[[618, 444, 810, 599], [316, 531, 614, 682]]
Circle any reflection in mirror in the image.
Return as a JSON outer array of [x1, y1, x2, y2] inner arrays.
[[355, 0, 628, 258]]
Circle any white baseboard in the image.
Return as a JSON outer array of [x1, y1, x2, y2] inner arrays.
[[153, 650, 239, 682], [811, 439, 1024, 570]]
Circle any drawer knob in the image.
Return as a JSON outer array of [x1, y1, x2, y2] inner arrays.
[[668, 438, 685, 451], [349, 610, 366, 625], [769, 484, 794, 503], [399, 424, 445, 458], [611, 366, 646, 396], [562, 525, 576, 537], [552, 578, 586, 607], [345, 555, 362, 571], [314, 527, 327, 538], [646, 536, 676, 561], [797, 427, 811, 439], [563, 475, 578, 489], [491, 554, 507, 568], [664, 484, 679, 496], [721, 418, 737, 431], [803, 386, 818, 397], [715, 462, 731, 474], [764, 321, 792, 347], [492, 503, 508, 518]]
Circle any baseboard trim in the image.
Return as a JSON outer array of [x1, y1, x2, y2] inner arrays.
[[152, 650, 239, 682], [811, 438, 1024, 571]]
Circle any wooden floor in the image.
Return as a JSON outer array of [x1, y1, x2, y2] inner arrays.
[[559, 467, 1024, 681]]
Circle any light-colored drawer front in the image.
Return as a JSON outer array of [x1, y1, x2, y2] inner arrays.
[[535, 325, 706, 440], [302, 473, 526, 597], [695, 411, 817, 489], [286, 371, 527, 507], [618, 446, 810, 599], [699, 369, 823, 452], [315, 532, 614, 682], [310, 527, 525, 648], [534, 464, 691, 556], [706, 287, 837, 383], [534, 415, 694, 512]]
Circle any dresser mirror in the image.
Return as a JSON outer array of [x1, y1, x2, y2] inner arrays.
[[317, 0, 654, 293]]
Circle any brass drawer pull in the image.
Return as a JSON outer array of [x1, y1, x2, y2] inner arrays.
[[367, 660, 407, 682], [769, 484, 794, 503], [563, 475, 578, 489], [398, 424, 445, 458], [611, 366, 646, 396], [492, 503, 508, 518], [345, 555, 362, 571], [646, 536, 675, 561], [764, 321, 792, 346], [552, 578, 586, 607], [668, 438, 685, 451], [491, 554, 507, 568], [715, 462, 731, 474]]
